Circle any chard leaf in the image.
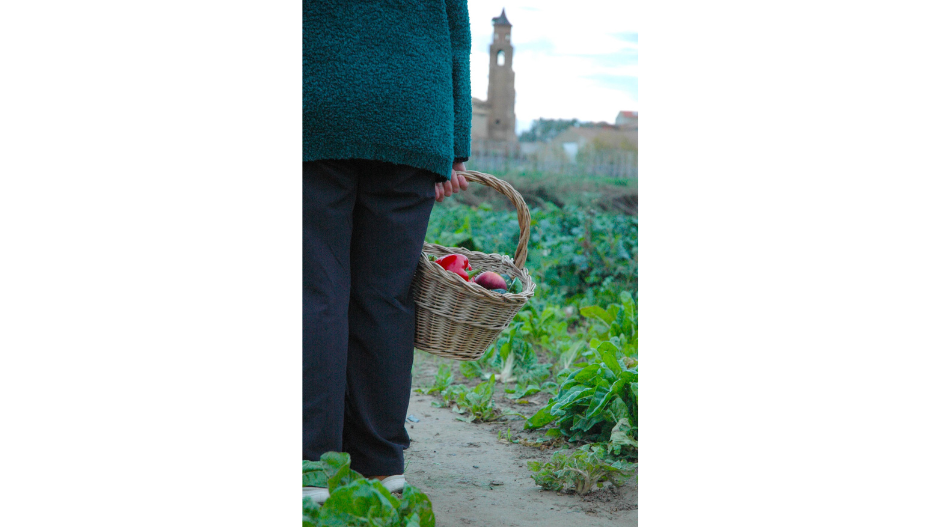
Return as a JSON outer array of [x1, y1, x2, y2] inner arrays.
[[610, 418, 638, 448], [476, 374, 496, 400], [595, 340, 619, 355], [302, 460, 328, 488], [302, 496, 320, 526], [614, 303, 627, 327], [609, 322, 623, 337], [398, 484, 435, 527], [600, 348, 623, 376], [525, 405, 558, 429], [606, 304, 620, 323], [573, 365, 601, 384], [499, 340, 511, 363], [580, 305, 613, 324], [404, 513, 422, 527], [585, 378, 626, 420], [558, 374, 580, 391], [620, 291, 637, 320], [459, 360, 482, 379], [618, 369, 639, 384], [571, 414, 605, 432], [540, 307, 556, 323], [550, 385, 593, 416], [319, 452, 363, 493], [507, 384, 541, 400], [317, 478, 401, 526], [607, 396, 629, 422]]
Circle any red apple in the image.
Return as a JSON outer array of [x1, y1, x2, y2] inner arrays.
[[473, 271, 507, 290]]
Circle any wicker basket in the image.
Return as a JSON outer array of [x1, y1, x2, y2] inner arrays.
[[412, 170, 537, 361]]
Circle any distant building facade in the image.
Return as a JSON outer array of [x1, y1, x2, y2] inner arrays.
[[615, 111, 638, 130], [553, 126, 638, 162], [471, 9, 517, 151]]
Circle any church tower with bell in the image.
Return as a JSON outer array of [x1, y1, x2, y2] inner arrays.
[[486, 9, 517, 144]]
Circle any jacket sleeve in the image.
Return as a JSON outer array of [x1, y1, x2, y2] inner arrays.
[[445, 0, 472, 164]]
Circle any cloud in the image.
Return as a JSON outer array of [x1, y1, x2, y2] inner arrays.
[[612, 31, 639, 44], [582, 47, 638, 69], [585, 73, 639, 94]]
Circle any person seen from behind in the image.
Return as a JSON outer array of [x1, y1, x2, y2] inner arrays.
[[302, 0, 472, 502]]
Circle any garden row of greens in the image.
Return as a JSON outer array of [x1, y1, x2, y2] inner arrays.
[[303, 202, 638, 525], [303, 453, 434, 527], [425, 201, 637, 309], [420, 202, 639, 495], [419, 290, 638, 495]]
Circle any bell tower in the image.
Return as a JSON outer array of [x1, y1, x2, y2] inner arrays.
[[486, 9, 517, 143]]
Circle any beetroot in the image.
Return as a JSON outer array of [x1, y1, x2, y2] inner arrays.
[[473, 271, 507, 290]]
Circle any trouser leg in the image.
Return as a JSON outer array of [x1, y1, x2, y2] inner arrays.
[[302, 160, 358, 462], [343, 160, 436, 477]]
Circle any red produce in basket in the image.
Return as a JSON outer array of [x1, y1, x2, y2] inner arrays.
[[434, 254, 472, 281], [472, 271, 507, 291]]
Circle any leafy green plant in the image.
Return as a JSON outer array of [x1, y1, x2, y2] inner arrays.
[[458, 360, 482, 380], [302, 496, 319, 526], [437, 376, 500, 423], [525, 361, 638, 454], [554, 340, 586, 374], [514, 362, 552, 387], [303, 452, 361, 490], [475, 322, 552, 386], [415, 364, 452, 395], [517, 305, 570, 350], [435, 383, 465, 408], [525, 294, 639, 459], [302, 452, 435, 527], [505, 384, 542, 400], [496, 425, 516, 444], [528, 444, 635, 496], [497, 425, 566, 450], [580, 291, 638, 360]]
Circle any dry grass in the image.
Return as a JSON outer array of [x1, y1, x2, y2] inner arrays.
[[453, 171, 637, 215]]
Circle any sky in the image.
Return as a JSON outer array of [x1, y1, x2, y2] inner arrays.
[[466, 0, 639, 135]]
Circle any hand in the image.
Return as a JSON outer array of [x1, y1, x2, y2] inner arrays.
[[435, 162, 470, 202]]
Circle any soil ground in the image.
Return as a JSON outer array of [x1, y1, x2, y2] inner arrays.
[[403, 351, 638, 527]]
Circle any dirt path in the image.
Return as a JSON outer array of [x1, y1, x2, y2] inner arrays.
[[404, 353, 638, 527]]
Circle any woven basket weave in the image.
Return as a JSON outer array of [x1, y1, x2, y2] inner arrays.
[[412, 170, 536, 361]]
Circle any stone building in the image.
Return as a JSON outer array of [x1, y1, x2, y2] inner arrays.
[[615, 111, 639, 130], [471, 9, 517, 151]]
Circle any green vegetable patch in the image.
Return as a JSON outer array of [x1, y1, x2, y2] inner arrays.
[[525, 292, 638, 460], [528, 444, 636, 496], [303, 452, 435, 527]]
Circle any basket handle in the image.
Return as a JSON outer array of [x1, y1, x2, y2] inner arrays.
[[455, 170, 530, 269]]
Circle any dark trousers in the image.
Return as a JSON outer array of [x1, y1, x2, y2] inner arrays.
[[303, 159, 436, 477]]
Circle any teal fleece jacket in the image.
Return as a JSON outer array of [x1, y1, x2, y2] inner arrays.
[[303, 1, 472, 181]]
